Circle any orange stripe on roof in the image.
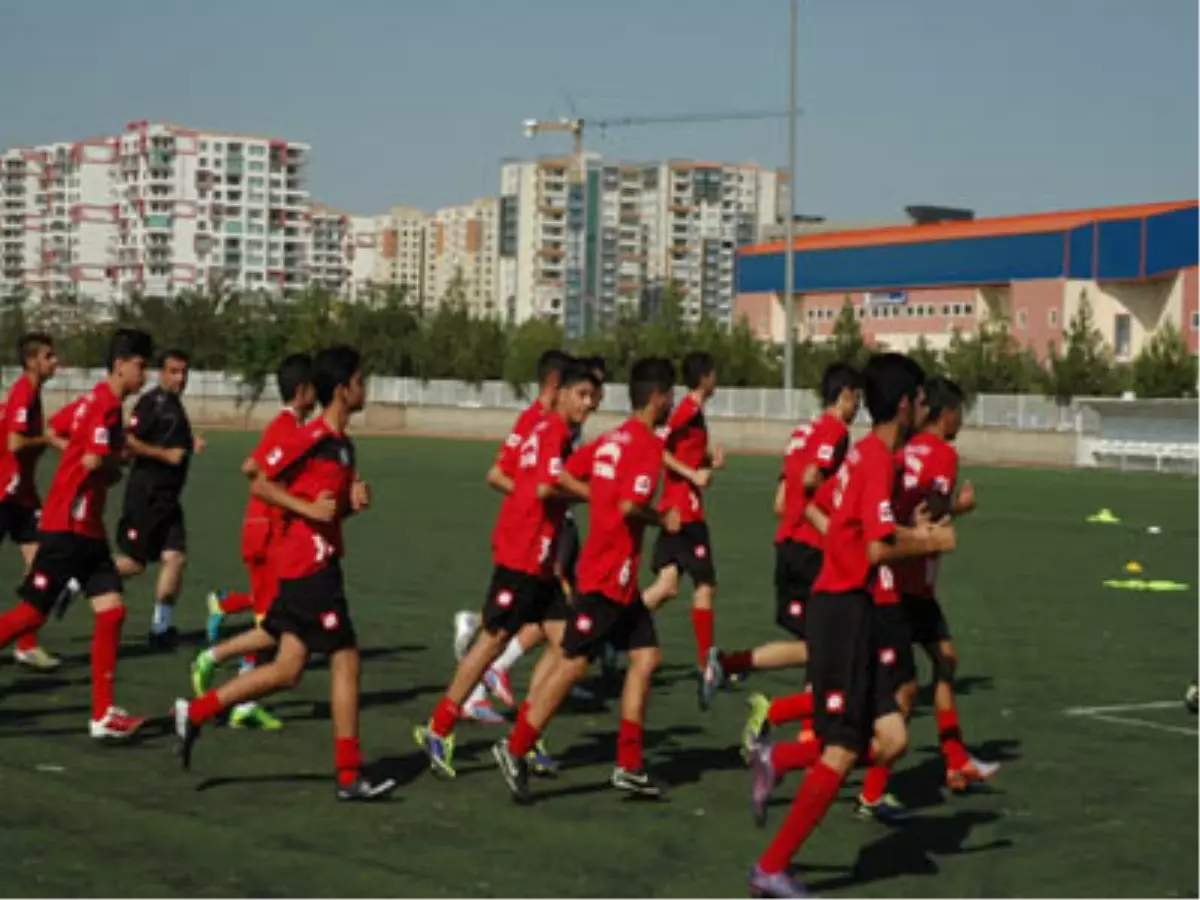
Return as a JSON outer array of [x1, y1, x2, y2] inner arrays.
[[740, 199, 1198, 257]]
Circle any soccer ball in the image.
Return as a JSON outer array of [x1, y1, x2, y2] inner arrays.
[[1185, 681, 1198, 714]]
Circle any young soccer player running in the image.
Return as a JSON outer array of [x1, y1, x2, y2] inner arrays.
[[114, 348, 205, 650], [748, 353, 955, 898], [416, 359, 598, 778], [641, 351, 726, 709], [1, 332, 65, 671], [0, 328, 155, 740], [492, 357, 679, 804], [195, 353, 317, 730], [174, 345, 395, 801]]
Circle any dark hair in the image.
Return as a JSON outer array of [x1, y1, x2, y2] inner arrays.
[[107, 328, 154, 371], [682, 350, 716, 390], [862, 353, 925, 424], [628, 357, 675, 409], [819, 361, 861, 407], [536, 349, 572, 388], [560, 358, 598, 389], [18, 331, 53, 365], [276, 353, 314, 404], [924, 375, 966, 422], [158, 348, 189, 368], [582, 355, 607, 383], [313, 345, 362, 406]]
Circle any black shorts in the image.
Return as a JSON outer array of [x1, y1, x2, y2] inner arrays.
[[651, 521, 717, 586], [482, 566, 564, 635], [805, 590, 899, 754], [18, 532, 122, 614], [560, 592, 658, 661], [0, 501, 39, 546], [774, 540, 822, 639], [902, 593, 952, 646], [556, 516, 581, 591], [116, 493, 186, 565], [262, 563, 356, 655], [874, 603, 917, 693]]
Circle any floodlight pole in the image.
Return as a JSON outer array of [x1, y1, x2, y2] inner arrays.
[[782, 0, 798, 416]]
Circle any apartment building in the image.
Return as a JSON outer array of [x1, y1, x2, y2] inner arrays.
[[427, 198, 500, 315], [373, 205, 431, 306], [499, 155, 780, 336]]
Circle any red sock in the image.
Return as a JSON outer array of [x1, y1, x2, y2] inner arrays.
[[771, 739, 822, 775], [507, 702, 541, 757], [691, 607, 714, 667], [0, 601, 47, 648], [91, 606, 125, 721], [758, 761, 844, 874], [617, 719, 643, 771], [219, 591, 254, 615], [190, 689, 224, 725], [720, 649, 754, 675], [430, 695, 461, 738], [334, 736, 362, 787], [937, 707, 971, 770], [861, 765, 892, 803], [767, 691, 813, 726], [240, 654, 257, 668], [16, 629, 39, 652]]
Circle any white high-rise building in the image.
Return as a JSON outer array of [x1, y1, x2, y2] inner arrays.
[[428, 197, 500, 316], [499, 156, 781, 335], [374, 205, 432, 307]]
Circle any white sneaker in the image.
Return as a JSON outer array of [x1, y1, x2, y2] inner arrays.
[[453, 611, 481, 661], [13, 645, 61, 671], [89, 706, 147, 741]]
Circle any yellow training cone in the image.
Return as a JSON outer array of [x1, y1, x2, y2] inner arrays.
[[1125, 561, 1143, 574]]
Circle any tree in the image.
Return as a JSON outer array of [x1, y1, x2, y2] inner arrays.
[[504, 316, 565, 396], [828, 297, 870, 367], [1132, 321, 1197, 398], [907, 335, 943, 379], [1043, 291, 1124, 403], [942, 319, 1039, 397]]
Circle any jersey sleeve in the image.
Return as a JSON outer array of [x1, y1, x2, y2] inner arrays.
[[811, 476, 837, 513], [620, 436, 662, 506], [814, 421, 848, 477], [83, 399, 118, 458], [859, 451, 897, 543], [127, 392, 158, 441], [565, 438, 597, 480], [49, 400, 79, 438], [5, 380, 34, 435], [532, 422, 567, 489], [261, 424, 320, 481]]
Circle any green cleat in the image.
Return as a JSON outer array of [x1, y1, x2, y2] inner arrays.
[[191, 650, 217, 697], [230, 703, 283, 730], [414, 724, 457, 778], [742, 693, 772, 763]]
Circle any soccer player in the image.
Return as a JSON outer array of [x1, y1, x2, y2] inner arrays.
[[174, 345, 395, 801], [642, 351, 726, 709], [492, 357, 679, 804], [416, 359, 598, 777], [712, 363, 861, 736], [748, 353, 955, 898], [114, 348, 205, 650], [196, 353, 317, 730], [0, 328, 155, 740], [1, 332, 65, 671]]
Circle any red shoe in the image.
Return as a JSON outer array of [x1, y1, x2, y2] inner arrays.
[[483, 667, 515, 707], [946, 756, 1000, 792], [89, 706, 147, 741]]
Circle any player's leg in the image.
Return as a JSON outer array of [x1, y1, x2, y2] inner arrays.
[[930, 634, 998, 789], [192, 626, 278, 694], [612, 633, 665, 796], [87, 588, 147, 740], [147, 509, 186, 649], [856, 611, 917, 822], [641, 527, 681, 611], [480, 621, 545, 711], [13, 534, 61, 671], [329, 645, 395, 800], [521, 602, 569, 776]]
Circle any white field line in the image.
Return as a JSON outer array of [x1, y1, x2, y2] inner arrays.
[[1063, 700, 1198, 737]]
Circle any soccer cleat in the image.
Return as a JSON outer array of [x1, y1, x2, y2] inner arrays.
[[492, 739, 531, 804], [611, 767, 665, 799], [748, 865, 809, 898], [946, 756, 1000, 792], [89, 706, 147, 741], [173, 698, 201, 769], [855, 792, 907, 823], [453, 611, 481, 661], [749, 740, 778, 827], [483, 667, 515, 707], [699, 646, 723, 711], [742, 693, 772, 762], [336, 774, 398, 802], [13, 645, 62, 672], [191, 650, 217, 697], [414, 724, 457, 778], [526, 739, 560, 777], [569, 683, 597, 702], [148, 626, 180, 652], [463, 697, 507, 725], [1185, 680, 1198, 714], [205, 591, 226, 644], [229, 703, 284, 730]]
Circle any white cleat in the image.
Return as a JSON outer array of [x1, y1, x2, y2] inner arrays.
[[89, 706, 147, 741], [453, 611, 481, 661]]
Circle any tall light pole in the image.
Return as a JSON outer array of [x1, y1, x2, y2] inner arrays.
[[782, 0, 798, 416]]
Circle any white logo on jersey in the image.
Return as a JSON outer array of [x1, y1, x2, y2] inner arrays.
[[266, 447, 283, 466], [878, 500, 894, 524], [93, 427, 108, 446], [633, 474, 652, 496]]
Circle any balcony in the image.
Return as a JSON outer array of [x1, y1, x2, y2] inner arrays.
[[148, 149, 173, 167], [225, 158, 244, 175]]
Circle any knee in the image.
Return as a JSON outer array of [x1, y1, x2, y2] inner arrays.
[[629, 647, 662, 679], [276, 657, 305, 689], [935, 648, 958, 684], [875, 718, 909, 764]]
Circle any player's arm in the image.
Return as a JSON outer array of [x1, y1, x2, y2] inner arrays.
[[662, 451, 711, 489], [861, 463, 954, 565], [125, 398, 187, 466], [486, 464, 515, 495], [556, 439, 595, 502], [803, 502, 830, 535], [772, 478, 786, 516], [250, 473, 337, 522], [7, 430, 55, 453], [952, 482, 976, 516]]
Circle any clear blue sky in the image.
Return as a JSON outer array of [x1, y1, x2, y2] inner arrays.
[[1, 0, 1195, 220]]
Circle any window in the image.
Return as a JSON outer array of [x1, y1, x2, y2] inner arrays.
[[248, 145, 266, 157], [1017, 309, 1028, 329], [963, 303, 973, 316], [199, 142, 208, 152], [951, 303, 962, 316], [941, 304, 950, 315], [1192, 312, 1199, 331], [1048, 308, 1058, 327], [1113, 313, 1132, 359]]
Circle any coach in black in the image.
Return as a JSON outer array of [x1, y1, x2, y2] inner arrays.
[[115, 348, 205, 650]]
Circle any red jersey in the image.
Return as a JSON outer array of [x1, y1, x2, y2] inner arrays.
[[775, 412, 849, 544], [40, 381, 124, 539], [894, 432, 959, 599], [245, 408, 303, 524], [812, 431, 897, 598], [491, 413, 572, 577], [657, 394, 708, 523], [496, 401, 549, 479], [575, 417, 664, 605], [261, 417, 357, 581], [0, 374, 46, 507], [49, 398, 84, 439]]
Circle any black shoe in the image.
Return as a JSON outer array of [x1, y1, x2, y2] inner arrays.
[[492, 739, 531, 804], [336, 775, 398, 801], [173, 698, 200, 770], [148, 627, 181, 652], [611, 766, 666, 799]]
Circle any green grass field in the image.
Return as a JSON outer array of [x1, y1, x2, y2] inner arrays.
[[1, 433, 1196, 898]]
